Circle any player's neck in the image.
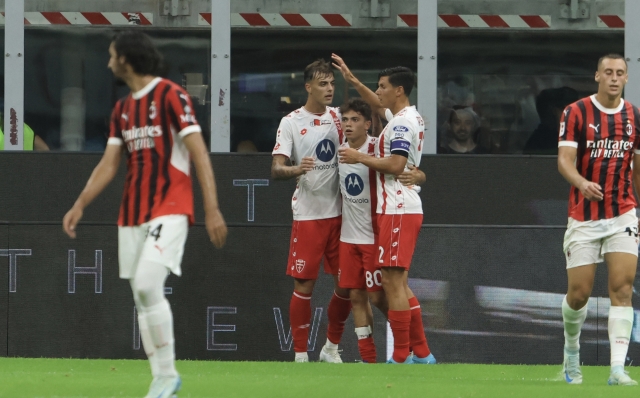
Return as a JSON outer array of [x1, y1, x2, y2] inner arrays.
[[126, 74, 157, 94], [389, 98, 411, 115], [595, 92, 622, 109], [347, 134, 367, 149], [303, 98, 326, 114]]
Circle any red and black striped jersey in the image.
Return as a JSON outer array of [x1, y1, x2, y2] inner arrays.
[[558, 95, 640, 221], [107, 77, 201, 226]]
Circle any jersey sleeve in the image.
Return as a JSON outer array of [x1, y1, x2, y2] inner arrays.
[[107, 101, 124, 146], [558, 104, 581, 148], [633, 107, 640, 154], [388, 117, 413, 157], [272, 117, 294, 157], [166, 87, 202, 138]]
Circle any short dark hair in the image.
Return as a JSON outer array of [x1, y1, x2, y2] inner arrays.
[[598, 53, 627, 70], [304, 59, 333, 82], [112, 31, 163, 75], [340, 98, 372, 121], [378, 66, 415, 97]]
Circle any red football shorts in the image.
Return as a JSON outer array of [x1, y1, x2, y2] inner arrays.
[[338, 241, 383, 292], [286, 216, 341, 279], [377, 213, 422, 270]]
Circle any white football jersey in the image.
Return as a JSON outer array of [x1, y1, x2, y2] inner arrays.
[[272, 106, 343, 220], [339, 135, 377, 244], [375, 105, 424, 215]]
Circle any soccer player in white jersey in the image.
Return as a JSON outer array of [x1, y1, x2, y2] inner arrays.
[[272, 59, 352, 363], [337, 98, 385, 362], [336, 59, 434, 364]]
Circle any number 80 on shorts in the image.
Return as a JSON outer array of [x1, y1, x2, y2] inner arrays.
[[365, 270, 382, 288]]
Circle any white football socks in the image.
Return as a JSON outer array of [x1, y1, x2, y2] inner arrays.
[[144, 299, 177, 377], [562, 295, 588, 352], [609, 306, 633, 369], [137, 311, 160, 377], [355, 326, 372, 340], [324, 338, 339, 351]]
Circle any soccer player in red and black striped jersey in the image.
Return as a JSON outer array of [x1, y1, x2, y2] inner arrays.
[[62, 31, 227, 397], [558, 53, 640, 386]]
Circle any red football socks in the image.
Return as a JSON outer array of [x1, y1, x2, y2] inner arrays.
[[357, 336, 377, 363], [388, 309, 411, 363], [409, 296, 431, 358], [290, 290, 312, 353], [326, 292, 352, 344]]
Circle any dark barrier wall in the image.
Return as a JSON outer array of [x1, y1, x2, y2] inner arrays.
[[0, 153, 633, 364], [0, 153, 569, 226]]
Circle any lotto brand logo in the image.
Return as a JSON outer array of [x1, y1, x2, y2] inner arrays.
[[295, 259, 306, 273], [345, 173, 364, 196], [315, 139, 336, 162]]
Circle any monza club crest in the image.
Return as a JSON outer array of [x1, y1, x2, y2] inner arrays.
[[295, 259, 306, 273]]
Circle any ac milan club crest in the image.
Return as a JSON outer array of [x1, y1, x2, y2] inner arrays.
[[626, 120, 633, 136]]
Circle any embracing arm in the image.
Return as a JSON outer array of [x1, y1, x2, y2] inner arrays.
[[339, 146, 407, 175], [271, 155, 315, 180]]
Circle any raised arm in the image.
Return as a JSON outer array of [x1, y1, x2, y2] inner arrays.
[[183, 132, 227, 248], [558, 146, 603, 201], [332, 53, 386, 119], [63, 144, 122, 238]]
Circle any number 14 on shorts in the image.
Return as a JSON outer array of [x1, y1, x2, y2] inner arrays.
[[146, 224, 163, 241]]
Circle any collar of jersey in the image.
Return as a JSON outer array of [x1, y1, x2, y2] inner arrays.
[[132, 77, 162, 100], [590, 94, 624, 114], [301, 106, 326, 117]]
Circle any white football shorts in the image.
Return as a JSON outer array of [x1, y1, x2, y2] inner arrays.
[[563, 209, 639, 269], [117, 214, 189, 279]]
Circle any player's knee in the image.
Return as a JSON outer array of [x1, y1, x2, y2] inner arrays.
[[566, 288, 591, 309], [349, 289, 367, 306], [131, 279, 161, 307], [368, 292, 387, 311], [610, 283, 633, 302]]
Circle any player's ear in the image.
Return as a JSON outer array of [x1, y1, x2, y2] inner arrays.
[[304, 82, 312, 94], [594, 71, 600, 83], [365, 120, 372, 130]]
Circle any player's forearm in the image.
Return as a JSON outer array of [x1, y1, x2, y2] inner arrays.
[[192, 149, 221, 213], [271, 164, 304, 180], [357, 153, 405, 175], [558, 156, 587, 189], [74, 162, 118, 210], [351, 80, 383, 116], [633, 172, 640, 202]]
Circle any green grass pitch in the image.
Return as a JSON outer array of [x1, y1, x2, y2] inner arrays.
[[1, 358, 639, 397]]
